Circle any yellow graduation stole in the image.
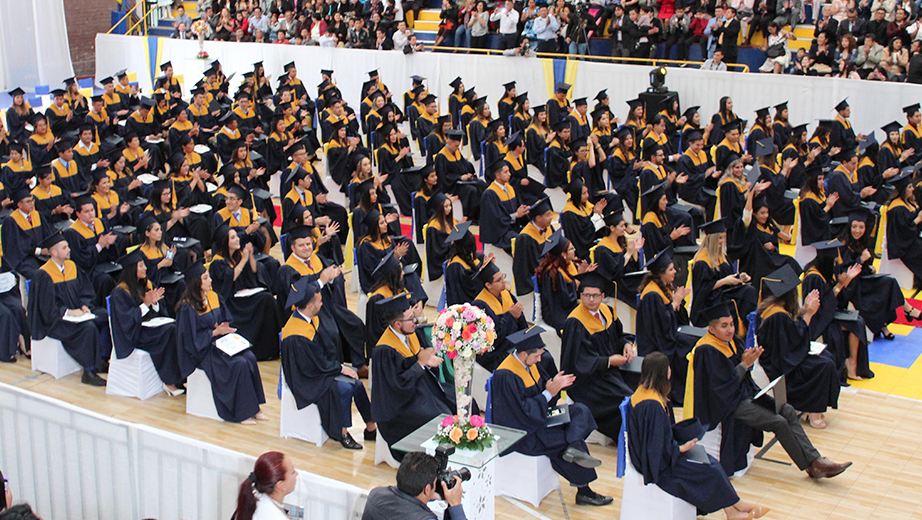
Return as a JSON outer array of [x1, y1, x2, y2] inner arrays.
[[69, 218, 104, 239], [285, 187, 313, 207], [217, 207, 253, 227], [140, 243, 165, 260], [51, 159, 78, 180], [563, 200, 593, 217], [284, 253, 323, 276], [199, 290, 221, 315], [683, 332, 737, 419], [378, 327, 421, 358], [567, 302, 615, 334], [496, 353, 541, 388], [475, 288, 514, 315], [281, 312, 319, 341], [683, 147, 708, 166], [30, 184, 62, 200], [48, 103, 70, 117], [11, 210, 42, 230], [631, 386, 667, 410], [641, 281, 670, 305], [486, 181, 516, 201], [519, 222, 554, 243], [92, 191, 120, 217], [39, 259, 77, 283], [438, 147, 461, 162]]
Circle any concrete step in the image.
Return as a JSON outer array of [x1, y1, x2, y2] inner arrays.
[[414, 19, 440, 31], [417, 9, 441, 21], [148, 27, 174, 37]]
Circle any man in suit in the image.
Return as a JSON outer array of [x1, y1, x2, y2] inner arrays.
[[837, 8, 867, 41], [866, 8, 888, 44], [715, 6, 741, 65], [608, 4, 629, 57]]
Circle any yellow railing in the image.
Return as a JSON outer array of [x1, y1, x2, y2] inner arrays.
[[126, 1, 155, 36], [421, 44, 750, 73], [106, 1, 145, 34]]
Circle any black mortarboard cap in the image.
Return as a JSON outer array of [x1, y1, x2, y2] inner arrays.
[[159, 61, 172, 71], [641, 183, 667, 208], [834, 98, 849, 112], [514, 92, 528, 106], [286, 277, 321, 308], [848, 206, 871, 224], [755, 107, 771, 119], [573, 97, 587, 107], [626, 98, 643, 110], [882, 121, 903, 135], [603, 210, 625, 227], [551, 119, 570, 132], [702, 301, 733, 323], [761, 264, 801, 298], [472, 97, 488, 110], [362, 209, 382, 230], [427, 192, 449, 213], [858, 134, 878, 153], [682, 105, 700, 120], [475, 262, 502, 285], [721, 119, 742, 133], [507, 130, 523, 149], [50, 88, 66, 97], [421, 94, 437, 105], [791, 123, 809, 135], [8, 87, 25, 97], [891, 165, 915, 189], [321, 69, 334, 77], [672, 418, 706, 444], [644, 245, 674, 272], [754, 138, 775, 158], [532, 104, 546, 114], [507, 325, 546, 352], [817, 119, 833, 129], [574, 271, 611, 294], [903, 103, 920, 116], [40, 231, 67, 249], [811, 239, 844, 257], [283, 61, 296, 72], [449, 77, 463, 89], [528, 196, 552, 218], [116, 249, 145, 268], [11, 188, 32, 203], [594, 89, 608, 101], [371, 250, 402, 279], [555, 82, 571, 93], [540, 229, 567, 256], [446, 130, 464, 142], [444, 221, 472, 245], [367, 69, 379, 77], [699, 218, 727, 235], [774, 102, 788, 112], [63, 77, 76, 86], [503, 81, 516, 91], [375, 292, 412, 316]]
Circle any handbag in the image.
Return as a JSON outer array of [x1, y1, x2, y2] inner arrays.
[[766, 42, 785, 58]]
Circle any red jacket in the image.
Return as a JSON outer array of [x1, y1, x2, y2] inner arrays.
[[690, 16, 708, 37]]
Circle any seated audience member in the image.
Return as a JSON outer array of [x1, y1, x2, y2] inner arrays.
[[1, 190, 52, 279], [362, 451, 466, 520], [536, 231, 591, 333], [176, 262, 268, 424], [233, 451, 297, 520], [757, 265, 841, 429], [109, 249, 184, 396], [281, 277, 376, 449], [684, 300, 852, 478], [479, 159, 530, 251], [560, 272, 635, 440], [443, 223, 484, 306], [592, 210, 643, 309], [371, 293, 455, 459], [27, 232, 109, 386], [627, 352, 770, 520], [491, 326, 613, 507], [471, 262, 527, 371]]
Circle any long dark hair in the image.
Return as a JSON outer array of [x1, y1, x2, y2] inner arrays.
[[370, 263, 405, 294], [448, 231, 477, 267], [718, 96, 733, 121], [638, 262, 673, 299], [804, 255, 835, 285], [638, 351, 671, 402], [149, 183, 173, 213], [887, 181, 916, 207], [534, 243, 572, 292], [214, 226, 244, 265], [118, 260, 148, 303], [757, 290, 801, 319], [798, 171, 824, 200], [178, 269, 207, 313], [233, 451, 287, 520], [840, 217, 873, 255]]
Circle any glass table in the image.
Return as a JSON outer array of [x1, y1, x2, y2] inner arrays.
[[392, 414, 527, 520]]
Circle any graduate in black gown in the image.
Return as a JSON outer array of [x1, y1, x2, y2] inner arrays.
[[825, 151, 876, 221], [829, 99, 858, 162], [885, 170, 922, 287], [108, 249, 183, 394], [63, 195, 121, 307], [536, 231, 584, 333], [356, 209, 420, 294], [797, 168, 837, 246], [208, 226, 282, 361], [277, 225, 368, 374], [0, 269, 29, 362], [434, 130, 483, 222], [757, 265, 840, 428], [479, 159, 530, 251], [560, 180, 605, 261], [684, 300, 851, 478], [490, 326, 613, 507], [689, 219, 757, 331], [545, 120, 572, 189], [640, 183, 693, 285], [364, 252, 423, 359], [627, 353, 767, 519], [801, 240, 874, 383], [281, 277, 375, 449], [1, 189, 52, 279], [443, 224, 483, 307], [740, 196, 802, 288], [371, 293, 455, 459], [593, 209, 642, 300], [635, 249, 694, 404], [560, 272, 635, 440], [469, 262, 526, 371], [606, 127, 640, 222], [423, 194, 463, 281], [525, 106, 550, 174], [675, 130, 718, 219], [27, 232, 108, 386], [839, 206, 919, 340], [512, 197, 556, 297], [176, 262, 267, 424]]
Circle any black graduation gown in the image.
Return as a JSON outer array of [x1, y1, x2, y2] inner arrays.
[[627, 396, 738, 514], [886, 198, 922, 282], [857, 156, 888, 205], [1, 211, 51, 278], [479, 182, 524, 249], [471, 289, 526, 371], [433, 147, 482, 221], [208, 257, 282, 361], [539, 267, 579, 334], [547, 98, 569, 127], [325, 140, 352, 190], [635, 283, 693, 404], [592, 237, 642, 308], [802, 270, 873, 381], [364, 287, 404, 358], [512, 222, 553, 296], [483, 141, 508, 184], [689, 254, 758, 329], [280, 312, 345, 442], [137, 244, 187, 317], [28, 261, 108, 369], [425, 133, 445, 166], [109, 285, 182, 385], [371, 327, 455, 451], [6, 107, 34, 143], [0, 272, 29, 362], [525, 126, 548, 174], [756, 165, 794, 226], [773, 121, 791, 151], [2, 161, 33, 195], [560, 201, 599, 261], [444, 256, 482, 307], [745, 125, 770, 157], [798, 192, 833, 245], [675, 148, 716, 215], [177, 295, 265, 423], [490, 354, 598, 487], [712, 139, 742, 173], [607, 149, 638, 220], [739, 220, 802, 289], [829, 116, 856, 161], [277, 254, 366, 366], [825, 166, 864, 219], [902, 124, 922, 165], [467, 119, 486, 161], [545, 140, 571, 189], [757, 306, 840, 413], [685, 333, 763, 476], [839, 247, 905, 335], [718, 177, 748, 259], [781, 144, 809, 189], [29, 135, 58, 170], [560, 303, 634, 439]]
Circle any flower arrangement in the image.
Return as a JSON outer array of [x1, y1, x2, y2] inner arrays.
[[432, 303, 495, 361], [434, 414, 496, 451], [190, 19, 210, 58]]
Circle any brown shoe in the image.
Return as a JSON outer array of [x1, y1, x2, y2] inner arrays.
[[806, 457, 852, 479], [356, 365, 369, 379]]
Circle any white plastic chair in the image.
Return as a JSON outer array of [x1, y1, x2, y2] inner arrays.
[[31, 337, 81, 379], [185, 368, 223, 422], [279, 372, 329, 447]]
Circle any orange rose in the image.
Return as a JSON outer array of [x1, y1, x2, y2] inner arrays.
[[466, 428, 479, 441], [449, 427, 463, 444]]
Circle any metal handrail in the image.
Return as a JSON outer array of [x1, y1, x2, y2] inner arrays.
[[126, 1, 154, 36], [421, 44, 751, 73], [106, 1, 144, 34]]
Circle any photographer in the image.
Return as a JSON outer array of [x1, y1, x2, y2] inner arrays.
[[363, 451, 467, 520], [566, 2, 596, 55], [503, 35, 536, 56]]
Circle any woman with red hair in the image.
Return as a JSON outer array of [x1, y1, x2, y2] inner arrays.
[[233, 451, 297, 520]]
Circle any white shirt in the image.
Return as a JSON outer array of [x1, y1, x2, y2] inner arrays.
[[393, 29, 410, 51], [533, 14, 559, 40], [700, 59, 728, 71], [490, 6, 521, 34], [388, 325, 411, 350], [252, 493, 290, 520]]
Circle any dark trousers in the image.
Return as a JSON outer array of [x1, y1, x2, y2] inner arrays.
[[499, 32, 518, 50], [664, 32, 690, 60], [734, 399, 820, 470], [610, 39, 628, 58], [537, 39, 557, 52], [338, 379, 372, 428]]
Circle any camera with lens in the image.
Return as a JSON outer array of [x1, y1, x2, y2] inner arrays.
[[433, 444, 471, 497]]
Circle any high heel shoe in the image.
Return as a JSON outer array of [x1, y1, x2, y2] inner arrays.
[[881, 330, 895, 340], [905, 308, 921, 322], [163, 384, 185, 397]]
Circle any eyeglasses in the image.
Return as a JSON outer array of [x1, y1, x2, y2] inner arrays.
[[582, 292, 603, 300], [399, 317, 418, 323]]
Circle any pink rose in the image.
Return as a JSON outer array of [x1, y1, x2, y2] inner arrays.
[[447, 350, 457, 359], [470, 415, 485, 427], [441, 416, 455, 427]]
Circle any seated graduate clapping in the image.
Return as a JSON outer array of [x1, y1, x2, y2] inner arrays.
[[491, 326, 613, 507], [281, 277, 376, 450], [627, 352, 770, 520]]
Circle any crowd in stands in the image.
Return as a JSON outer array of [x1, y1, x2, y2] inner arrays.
[[165, 0, 922, 78]]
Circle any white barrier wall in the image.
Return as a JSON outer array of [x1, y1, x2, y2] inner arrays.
[[0, 383, 366, 520], [0, 0, 75, 91], [95, 33, 922, 143]]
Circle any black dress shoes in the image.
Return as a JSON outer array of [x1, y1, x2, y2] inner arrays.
[[341, 432, 363, 450], [575, 487, 613, 506], [82, 370, 107, 387]]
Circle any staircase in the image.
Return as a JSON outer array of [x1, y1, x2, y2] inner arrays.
[[744, 23, 814, 51], [412, 9, 440, 44], [149, 1, 199, 37]]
